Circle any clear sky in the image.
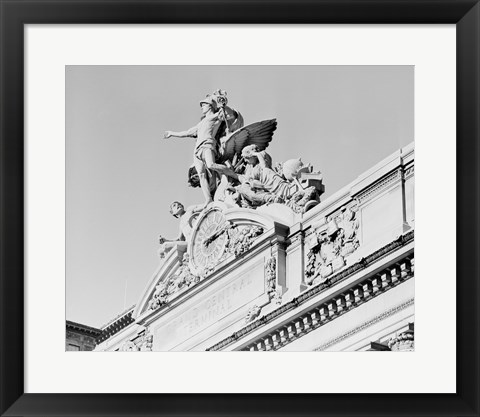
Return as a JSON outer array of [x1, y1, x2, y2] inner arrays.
[[66, 65, 413, 328]]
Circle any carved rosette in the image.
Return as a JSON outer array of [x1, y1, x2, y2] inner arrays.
[[305, 204, 360, 285], [388, 330, 414, 352]]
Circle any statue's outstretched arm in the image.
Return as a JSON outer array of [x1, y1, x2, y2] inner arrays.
[[159, 233, 185, 244], [164, 124, 198, 139]]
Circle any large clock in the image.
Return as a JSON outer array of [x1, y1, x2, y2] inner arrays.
[[189, 208, 229, 274]]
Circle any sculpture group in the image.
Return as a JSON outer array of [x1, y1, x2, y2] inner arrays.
[[148, 89, 325, 311], [159, 90, 323, 261]]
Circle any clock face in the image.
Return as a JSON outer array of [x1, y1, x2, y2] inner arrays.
[[190, 209, 228, 273]]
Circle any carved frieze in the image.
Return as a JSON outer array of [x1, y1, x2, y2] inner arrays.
[[305, 205, 360, 285]]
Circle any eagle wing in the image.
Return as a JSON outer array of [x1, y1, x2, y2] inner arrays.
[[220, 119, 277, 163]]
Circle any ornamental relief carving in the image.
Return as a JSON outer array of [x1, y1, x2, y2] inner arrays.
[[147, 221, 264, 312], [388, 329, 414, 352], [265, 256, 281, 305], [147, 253, 200, 312], [305, 205, 360, 285], [224, 223, 264, 257], [245, 305, 262, 324], [119, 329, 153, 352], [196, 222, 264, 276]]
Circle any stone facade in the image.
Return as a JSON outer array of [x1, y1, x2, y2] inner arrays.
[[95, 143, 415, 352], [65, 321, 101, 351]]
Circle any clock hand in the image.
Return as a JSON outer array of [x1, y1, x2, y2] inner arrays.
[[203, 228, 224, 247]]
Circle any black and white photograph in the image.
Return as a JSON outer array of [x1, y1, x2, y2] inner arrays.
[[3, 1, 479, 414], [66, 65, 414, 352]]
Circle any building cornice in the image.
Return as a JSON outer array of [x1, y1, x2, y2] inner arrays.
[[97, 306, 136, 343], [207, 230, 414, 351], [66, 321, 101, 337]]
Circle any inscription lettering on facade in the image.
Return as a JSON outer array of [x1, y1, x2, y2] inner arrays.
[[154, 263, 264, 350]]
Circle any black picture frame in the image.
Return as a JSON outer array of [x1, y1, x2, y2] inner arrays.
[[1, 1, 479, 416]]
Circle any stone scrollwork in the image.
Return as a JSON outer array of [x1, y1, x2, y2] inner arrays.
[[305, 205, 360, 285], [148, 253, 200, 311]]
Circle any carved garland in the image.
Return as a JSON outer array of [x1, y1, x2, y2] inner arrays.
[[224, 224, 264, 257]]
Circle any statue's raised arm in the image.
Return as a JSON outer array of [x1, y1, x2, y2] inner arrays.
[[164, 124, 198, 139]]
